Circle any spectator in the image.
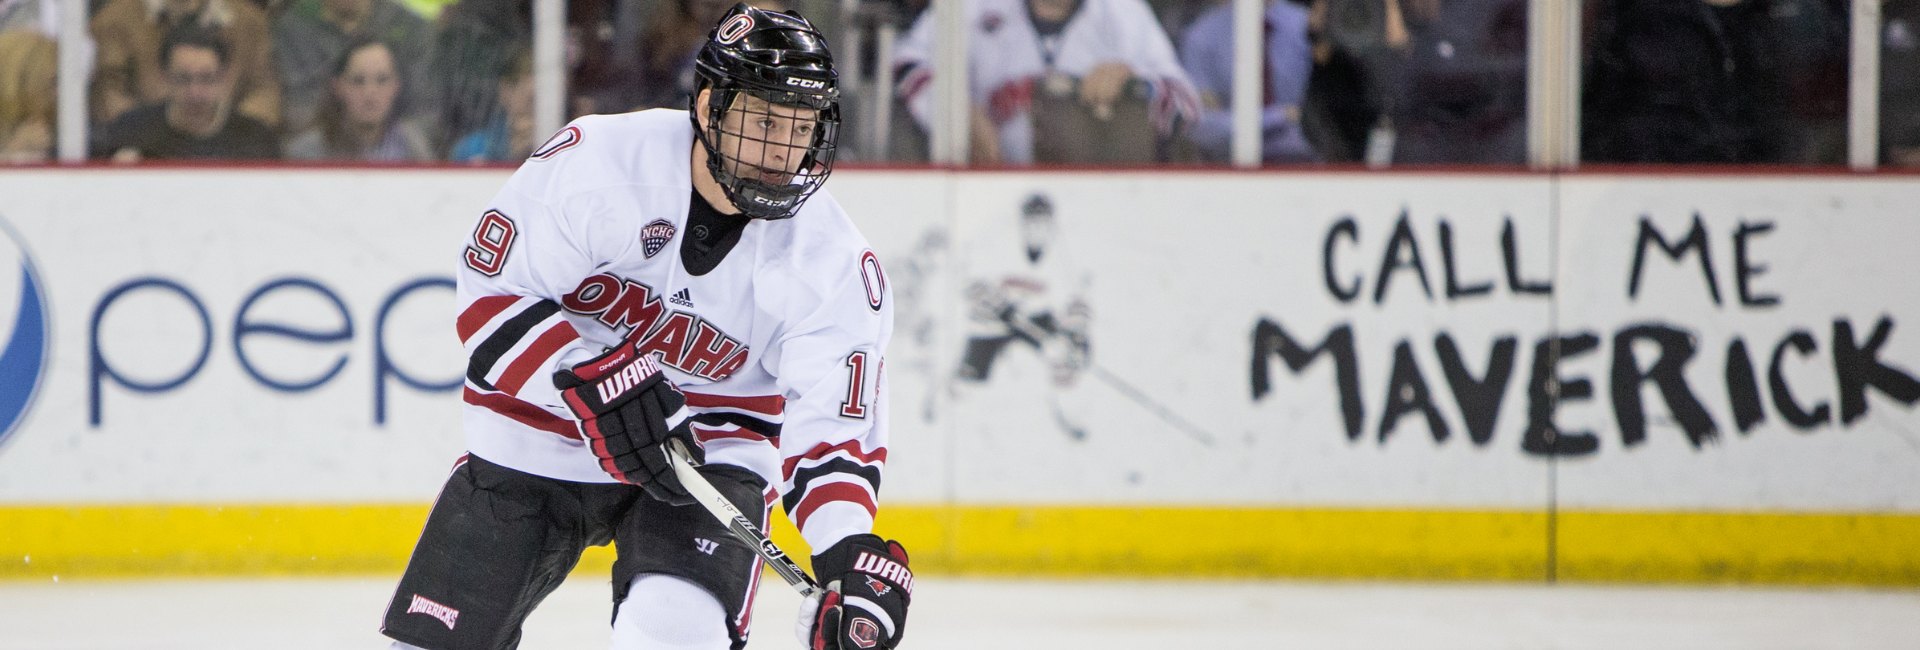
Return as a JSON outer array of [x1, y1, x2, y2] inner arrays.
[[274, 0, 431, 134], [894, 0, 1201, 165], [1301, 0, 1413, 164], [0, 29, 54, 162], [284, 38, 432, 160], [1883, 0, 1920, 167], [1583, 0, 1787, 164], [564, 0, 788, 117], [1178, 0, 1316, 164], [92, 28, 280, 160], [429, 0, 534, 157], [90, 0, 281, 128], [1389, 0, 1526, 165], [447, 45, 532, 162]]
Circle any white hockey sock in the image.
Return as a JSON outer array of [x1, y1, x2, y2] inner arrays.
[[611, 573, 731, 650]]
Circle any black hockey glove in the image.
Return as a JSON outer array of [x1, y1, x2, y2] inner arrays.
[[799, 534, 913, 650], [553, 345, 703, 506]]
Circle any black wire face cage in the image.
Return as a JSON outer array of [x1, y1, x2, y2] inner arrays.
[[697, 85, 840, 220]]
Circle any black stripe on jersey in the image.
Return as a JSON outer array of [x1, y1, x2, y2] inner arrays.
[[466, 299, 563, 391], [691, 412, 784, 438], [782, 458, 883, 513]]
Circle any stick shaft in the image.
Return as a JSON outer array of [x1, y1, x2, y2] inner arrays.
[[667, 440, 821, 597]]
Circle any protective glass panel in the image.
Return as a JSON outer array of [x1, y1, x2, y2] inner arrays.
[[1581, 0, 1850, 165], [572, 0, 732, 119], [1373, 0, 1529, 165], [1884, 0, 1920, 167], [77, 0, 517, 163], [573, 0, 882, 162], [416, 0, 528, 163], [889, 0, 1200, 166], [1168, 0, 1529, 167], [847, 0, 935, 163], [1170, 0, 1313, 165], [0, 0, 59, 164]]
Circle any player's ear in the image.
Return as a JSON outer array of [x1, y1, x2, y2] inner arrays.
[[694, 88, 712, 129]]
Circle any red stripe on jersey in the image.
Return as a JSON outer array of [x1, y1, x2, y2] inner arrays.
[[463, 387, 580, 440], [782, 440, 888, 478], [792, 482, 876, 532], [693, 426, 770, 444], [457, 296, 521, 343], [493, 320, 580, 394], [683, 391, 785, 417]]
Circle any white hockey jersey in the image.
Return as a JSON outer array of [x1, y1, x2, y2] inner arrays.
[[454, 109, 894, 551], [893, 0, 1200, 164]]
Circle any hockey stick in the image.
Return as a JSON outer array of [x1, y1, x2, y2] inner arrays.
[[665, 439, 821, 598]]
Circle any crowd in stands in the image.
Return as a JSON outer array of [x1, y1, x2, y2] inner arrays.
[[0, 0, 1906, 166]]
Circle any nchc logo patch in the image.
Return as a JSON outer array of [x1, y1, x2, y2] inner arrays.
[[0, 216, 49, 455], [641, 219, 677, 258]]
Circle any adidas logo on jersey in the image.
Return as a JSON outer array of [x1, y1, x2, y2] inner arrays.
[[407, 594, 460, 630], [669, 288, 694, 308]]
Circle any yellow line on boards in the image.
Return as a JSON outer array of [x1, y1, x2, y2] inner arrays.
[[1555, 510, 1920, 585], [2, 505, 1915, 586]]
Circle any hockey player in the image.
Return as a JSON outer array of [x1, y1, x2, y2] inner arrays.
[[380, 5, 912, 649]]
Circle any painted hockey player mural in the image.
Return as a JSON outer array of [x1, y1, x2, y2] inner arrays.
[[951, 191, 1219, 450], [956, 193, 1094, 439]]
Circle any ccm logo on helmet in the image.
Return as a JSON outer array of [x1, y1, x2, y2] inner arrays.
[[785, 76, 826, 90], [716, 14, 753, 44]]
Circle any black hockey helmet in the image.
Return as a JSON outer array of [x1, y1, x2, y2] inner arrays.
[[690, 3, 840, 220]]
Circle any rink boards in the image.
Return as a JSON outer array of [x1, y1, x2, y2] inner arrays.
[[0, 167, 1916, 584]]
